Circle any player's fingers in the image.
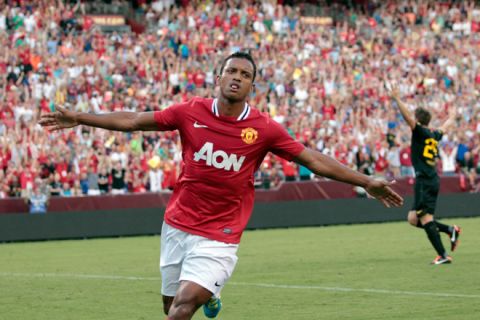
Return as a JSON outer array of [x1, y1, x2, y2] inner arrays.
[[381, 198, 391, 208], [386, 189, 401, 201], [386, 198, 399, 207], [388, 198, 401, 207], [388, 194, 403, 206], [38, 118, 56, 125], [380, 190, 400, 206], [39, 120, 59, 128], [39, 113, 56, 120], [371, 192, 390, 208], [397, 194, 404, 205], [45, 125, 62, 132]]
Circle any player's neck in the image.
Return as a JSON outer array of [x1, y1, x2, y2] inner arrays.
[[217, 96, 246, 118]]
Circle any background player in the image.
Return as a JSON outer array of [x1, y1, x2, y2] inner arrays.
[[386, 82, 461, 265], [40, 52, 403, 319]]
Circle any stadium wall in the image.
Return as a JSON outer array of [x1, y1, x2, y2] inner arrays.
[[0, 176, 465, 215], [1, 186, 479, 242]]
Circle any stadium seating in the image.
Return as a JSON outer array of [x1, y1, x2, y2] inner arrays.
[[0, 0, 479, 199]]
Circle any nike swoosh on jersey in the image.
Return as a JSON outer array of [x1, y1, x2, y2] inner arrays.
[[193, 121, 208, 128]]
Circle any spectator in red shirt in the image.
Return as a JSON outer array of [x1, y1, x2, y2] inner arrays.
[[55, 156, 70, 184], [374, 153, 388, 177], [20, 167, 35, 196], [281, 158, 297, 181], [321, 97, 336, 121], [399, 142, 414, 178]]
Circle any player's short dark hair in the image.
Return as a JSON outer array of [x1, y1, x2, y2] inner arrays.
[[219, 51, 257, 82], [415, 107, 431, 126]]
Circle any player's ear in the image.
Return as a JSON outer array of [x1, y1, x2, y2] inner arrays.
[[250, 83, 256, 96]]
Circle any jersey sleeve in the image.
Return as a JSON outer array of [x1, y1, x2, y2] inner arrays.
[[153, 100, 190, 131], [433, 130, 443, 141], [268, 120, 305, 161]]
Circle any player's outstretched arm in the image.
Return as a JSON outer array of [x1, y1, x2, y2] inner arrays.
[[385, 82, 416, 130], [294, 149, 404, 208], [439, 107, 457, 133], [38, 106, 158, 132]]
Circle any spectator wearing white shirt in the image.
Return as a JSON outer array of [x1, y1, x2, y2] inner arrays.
[[148, 158, 164, 192], [440, 144, 458, 176]]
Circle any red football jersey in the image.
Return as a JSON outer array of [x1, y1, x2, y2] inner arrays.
[[154, 97, 305, 243]]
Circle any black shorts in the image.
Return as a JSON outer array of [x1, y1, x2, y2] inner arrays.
[[412, 176, 439, 216]]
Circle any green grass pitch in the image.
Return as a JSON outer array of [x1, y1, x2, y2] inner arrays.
[[1, 217, 479, 319]]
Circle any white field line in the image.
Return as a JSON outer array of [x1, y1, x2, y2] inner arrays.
[[1, 272, 479, 299]]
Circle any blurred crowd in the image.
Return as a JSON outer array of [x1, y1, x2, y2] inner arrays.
[[1, 0, 480, 200]]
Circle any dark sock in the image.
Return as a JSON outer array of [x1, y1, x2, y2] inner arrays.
[[435, 221, 452, 234], [416, 220, 423, 229], [423, 221, 447, 257]]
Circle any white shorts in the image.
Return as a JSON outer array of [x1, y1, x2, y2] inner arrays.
[[160, 222, 239, 298]]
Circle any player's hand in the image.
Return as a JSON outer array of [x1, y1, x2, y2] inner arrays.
[[38, 105, 79, 131], [384, 81, 400, 100], [365, 178, 404, 208], [447, 106, 457, 119]]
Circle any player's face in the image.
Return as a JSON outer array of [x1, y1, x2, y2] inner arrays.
[[218, 58, 254, 102]]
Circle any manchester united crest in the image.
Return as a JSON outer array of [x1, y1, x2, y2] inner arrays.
[[241, 127, 258, 144]]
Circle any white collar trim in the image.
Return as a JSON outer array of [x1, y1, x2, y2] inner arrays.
[[212, 98, 250, 121]]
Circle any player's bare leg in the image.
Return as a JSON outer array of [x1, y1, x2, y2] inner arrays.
[[419, 213, 434, 226], [167, 280, 212, 319]]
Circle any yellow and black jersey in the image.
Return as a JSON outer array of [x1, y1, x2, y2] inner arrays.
[[411, 123, 443, 178]]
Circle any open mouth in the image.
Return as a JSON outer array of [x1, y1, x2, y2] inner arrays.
[[229, 83, 240, 92]]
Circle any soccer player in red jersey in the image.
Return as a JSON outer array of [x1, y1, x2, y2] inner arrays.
[[39, 52, 403, 320]]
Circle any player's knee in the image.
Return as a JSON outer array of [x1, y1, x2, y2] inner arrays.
[[167, 289, 204, 319], [407, 216, 417, 226], [168, 300, 198, 319], [407, 211, 418, 226]]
